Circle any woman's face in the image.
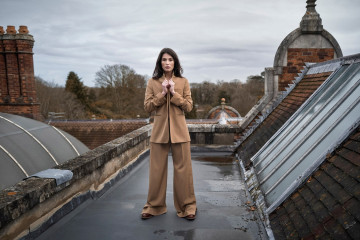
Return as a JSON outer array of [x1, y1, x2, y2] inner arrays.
[[161, 53, 174, 74]]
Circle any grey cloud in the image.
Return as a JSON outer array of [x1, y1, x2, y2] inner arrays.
[[1, 0, 359, 87]]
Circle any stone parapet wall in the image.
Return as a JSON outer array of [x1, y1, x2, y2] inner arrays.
[[188, 123, 242, 146], [0, 124, 152, 240], [50, 121, 242, 150], [0, 123, 241, 239]]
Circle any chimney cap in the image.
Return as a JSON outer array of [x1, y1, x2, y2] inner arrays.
[[6, 26, 17, 34], [18, 26, 29, 34]]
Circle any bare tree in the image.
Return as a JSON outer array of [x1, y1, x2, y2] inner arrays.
[[35, 76, 87, 120], [93, 64, 147, 118], [95, 64, 122, 87]]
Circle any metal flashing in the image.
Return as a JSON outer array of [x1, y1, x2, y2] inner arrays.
[[29, 169, 73, 186], [251, 61, 360, 210], [236, 66, 309, 147]]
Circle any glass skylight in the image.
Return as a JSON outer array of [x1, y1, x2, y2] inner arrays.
[[0, 113, 89, 190], [251, 62, 360, 213]]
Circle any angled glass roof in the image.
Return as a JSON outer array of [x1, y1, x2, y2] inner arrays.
[[0, 113, 89, 190], [251, 61, 360, 213]]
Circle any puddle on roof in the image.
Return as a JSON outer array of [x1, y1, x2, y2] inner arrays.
[[193, 155, 235, 163]]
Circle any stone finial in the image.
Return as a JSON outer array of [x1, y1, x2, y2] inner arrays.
[[6, 26, 17, 34], [306, 0, 316, 12], [300, 0, 323, 33], [18, 26, 29, 34], [0, 26, 4, 35], [221, 98, 226, 110]]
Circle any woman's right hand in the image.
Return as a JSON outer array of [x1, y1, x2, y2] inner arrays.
[[161, 80, 168, 96]]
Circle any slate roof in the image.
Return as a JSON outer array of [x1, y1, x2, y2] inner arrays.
[[237, 54, 360, 240], [236, 71, 333, 168], [269, 125, 360, 239]]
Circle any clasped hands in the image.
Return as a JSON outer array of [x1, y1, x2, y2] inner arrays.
[[161, 79, 175, 96]]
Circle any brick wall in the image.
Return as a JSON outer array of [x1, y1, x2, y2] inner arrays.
[[50, 120, 149, 149], [207, 107, 240, 119], [279, 48, 334, 91], [0, 25, 41, 120]]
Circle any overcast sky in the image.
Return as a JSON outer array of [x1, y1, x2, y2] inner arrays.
[[1, 0, 359, 87]]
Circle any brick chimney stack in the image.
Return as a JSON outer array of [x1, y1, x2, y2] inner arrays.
[[0, 25, 41, 120]]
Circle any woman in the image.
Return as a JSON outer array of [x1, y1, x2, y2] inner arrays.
[[141, 48, 197, 220]]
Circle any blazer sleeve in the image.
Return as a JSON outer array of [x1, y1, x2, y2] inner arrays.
[[170, 78, 193, 113], [144, 79, 166, 113]]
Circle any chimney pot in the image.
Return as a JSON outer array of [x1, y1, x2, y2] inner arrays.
[[0, 26, 4, 34], [18, 25, 29, 34], [6, 25, 17, 34]]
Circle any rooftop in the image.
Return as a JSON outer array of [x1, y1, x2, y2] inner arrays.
[[35, 151, 267, 240]]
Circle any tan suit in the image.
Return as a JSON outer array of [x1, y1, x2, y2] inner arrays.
[[144, 76, 192, 143], [142, 75, 197, 217]]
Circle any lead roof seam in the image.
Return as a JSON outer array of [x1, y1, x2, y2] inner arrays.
[[259, 63, 359, 210], [255, 67, 354, 170], [0, 115, 59, 165], [0, 144, 29, 177], [51, 126, 80, 156], [238, 68, 308, 147], [261, 66, 360, 190], [266, 106, 360, 214], [251, 65, 343, 163], [264, 93, 360, 196]]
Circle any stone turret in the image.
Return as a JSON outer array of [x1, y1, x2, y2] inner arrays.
[[273, 0, 342, 91], [0, 25, 41, 120], [240, 0, 342, 129]]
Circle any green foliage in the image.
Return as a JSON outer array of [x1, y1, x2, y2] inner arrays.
[[36, 65, 265, 120], [65, 71, 88, 105]]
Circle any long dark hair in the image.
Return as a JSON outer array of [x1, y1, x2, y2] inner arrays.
[[152, 48, 183, 79]]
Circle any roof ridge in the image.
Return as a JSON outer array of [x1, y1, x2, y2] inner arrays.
[[236, 67, 309, 147]]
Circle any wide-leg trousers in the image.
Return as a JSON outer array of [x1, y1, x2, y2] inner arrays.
[[142, 141, 197, 217]]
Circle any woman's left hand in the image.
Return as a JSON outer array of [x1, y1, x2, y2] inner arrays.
[[169, 79, 175, 95]]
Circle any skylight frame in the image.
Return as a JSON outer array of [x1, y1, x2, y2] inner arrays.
[[250, 61, 360, 213]]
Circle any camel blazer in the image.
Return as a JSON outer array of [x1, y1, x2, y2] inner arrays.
[[144, 76, 193, 143]]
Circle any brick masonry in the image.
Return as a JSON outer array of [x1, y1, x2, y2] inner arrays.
[[279, 48, 334, 91], [50, 120, 149, 149], [0, 25, 41, 120]]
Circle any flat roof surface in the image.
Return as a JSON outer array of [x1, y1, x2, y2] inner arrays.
[[36, 151, 267, 240]]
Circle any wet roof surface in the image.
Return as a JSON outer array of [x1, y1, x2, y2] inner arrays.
[[36, 151, 267, 240]]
